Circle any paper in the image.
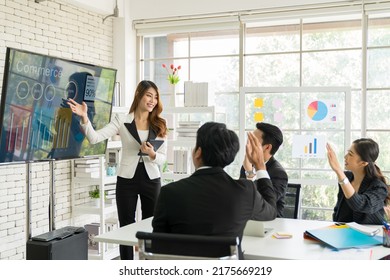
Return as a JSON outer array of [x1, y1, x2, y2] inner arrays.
[[292, 134, 326, 159], [273, 232, 293, 239], [346, 222, 381, 236]]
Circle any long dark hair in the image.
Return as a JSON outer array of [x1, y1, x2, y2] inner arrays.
[[353, 138, 387, 185], [129, 80, 167, 137]]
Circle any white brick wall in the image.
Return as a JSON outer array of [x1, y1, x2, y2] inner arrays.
[[0, 0, 114, 260]]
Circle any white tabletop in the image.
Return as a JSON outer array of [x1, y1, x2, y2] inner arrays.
[[94, 217, 390, 260], [243, 218, 389, 260], [95, 217, 153, 246]]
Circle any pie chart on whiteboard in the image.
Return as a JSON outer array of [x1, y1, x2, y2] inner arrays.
[[307, 101, 328, 121]]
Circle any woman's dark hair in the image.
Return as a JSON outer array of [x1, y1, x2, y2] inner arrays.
[[129, 80, 167, 137], [195, 122, 239, 168], [353, 138, 387, 185]]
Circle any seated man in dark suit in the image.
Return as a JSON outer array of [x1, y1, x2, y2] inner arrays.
[[240, 122, 288, 217], [152, 122, 277, 258]]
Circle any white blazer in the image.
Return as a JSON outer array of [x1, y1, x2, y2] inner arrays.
[[80, 113, 167, 180]]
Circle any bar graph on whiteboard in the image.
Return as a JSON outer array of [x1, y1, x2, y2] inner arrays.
[[292, 135, 327, 159]]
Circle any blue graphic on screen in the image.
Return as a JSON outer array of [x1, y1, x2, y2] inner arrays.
[[0, 48, 117, 162]]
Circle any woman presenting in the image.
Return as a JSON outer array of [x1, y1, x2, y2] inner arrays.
[[327, 138, 388, 225], [68, 80, 167, 259]]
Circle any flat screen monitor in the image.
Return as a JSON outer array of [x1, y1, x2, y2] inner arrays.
[[0, 47, 117, 163]]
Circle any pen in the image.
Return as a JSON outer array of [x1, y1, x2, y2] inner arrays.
[[383, 221, 390, 231]]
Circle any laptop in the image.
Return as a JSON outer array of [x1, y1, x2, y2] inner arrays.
[[243, 220, 273, 237]]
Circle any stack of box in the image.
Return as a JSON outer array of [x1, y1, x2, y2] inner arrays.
[[104, 185, 116, 205], [173, 149, 194, 174], [74, 158, 103, 178], [184, 81, 214, 107], [176, 121, 200, 140]]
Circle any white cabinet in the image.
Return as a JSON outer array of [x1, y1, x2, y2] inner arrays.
[[161, 106, 225, 183], [70, 156, 119, 260]]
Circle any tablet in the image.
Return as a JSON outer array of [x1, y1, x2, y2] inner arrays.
[[138, 139, 164, 156]]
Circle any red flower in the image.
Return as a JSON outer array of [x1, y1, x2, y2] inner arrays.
[[162, 63, 181, 85]]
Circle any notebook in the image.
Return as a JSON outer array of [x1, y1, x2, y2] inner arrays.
[[138, 139, 164, 156], [243, 220, 273, 237], [304, 223, 382, 250]]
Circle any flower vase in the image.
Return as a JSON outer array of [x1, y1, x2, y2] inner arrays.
[[169, 84, 176, 108]]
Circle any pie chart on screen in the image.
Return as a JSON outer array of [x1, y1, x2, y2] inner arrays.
[[307, 101, 328, 121]]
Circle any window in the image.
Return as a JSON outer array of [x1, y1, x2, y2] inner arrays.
[[137, 6, 390, 221]]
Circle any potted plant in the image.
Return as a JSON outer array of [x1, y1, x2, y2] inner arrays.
[[89, 188, 101, 206]]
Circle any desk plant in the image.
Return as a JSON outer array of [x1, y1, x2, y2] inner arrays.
[[89, 188, 101, 199]]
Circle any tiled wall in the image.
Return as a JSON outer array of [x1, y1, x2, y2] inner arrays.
[[0, 0, 114, 259]]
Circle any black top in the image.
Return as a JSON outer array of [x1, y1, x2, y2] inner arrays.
[[333, 171, 388, 225], [153, 167, 277, 240], [240, 156, 288, 217]]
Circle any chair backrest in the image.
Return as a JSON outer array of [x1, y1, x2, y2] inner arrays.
[[282, 183, 301, 219], [136, 231, 239, 260]]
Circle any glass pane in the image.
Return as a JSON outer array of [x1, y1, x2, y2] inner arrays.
[[368, 16, 390, 47], [302, 50, 361, 88], [301, 170, 333, 180], [245, 24, 300, 54], [351, 90, 361, 130], [190, 30, 239, 56], [225, 162, 240, 179], [302, 19, 361, 50], [244, 54, 300, 87], [351, 130, 361, 142], [144, 35, 188, 59], [367, 90, 390, 130], [301, 208, 333, 221], [173, 34, 190, 57], [216, 93, 239, 129], [367, 49, 390, 88], [301, 184, 338, 209], [366, 131, 390, 172], [274, 131, 300, 170], [244, 92, 300, 130], [190, 57, 239, 93]]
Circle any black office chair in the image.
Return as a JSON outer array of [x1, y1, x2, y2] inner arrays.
[[136, 231, 240, 260], [282, 183, 301, 219]]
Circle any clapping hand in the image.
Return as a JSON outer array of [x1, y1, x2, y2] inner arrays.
[[245, 132, 266, 171]]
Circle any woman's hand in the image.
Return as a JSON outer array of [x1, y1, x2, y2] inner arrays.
[[67, 98, 88, 123], [140, 141, 156, 160], [326, 143, 344, 177], [245, 132, 266, 171]]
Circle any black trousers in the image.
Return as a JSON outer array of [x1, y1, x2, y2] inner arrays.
[[115, 162, 161, 260]]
